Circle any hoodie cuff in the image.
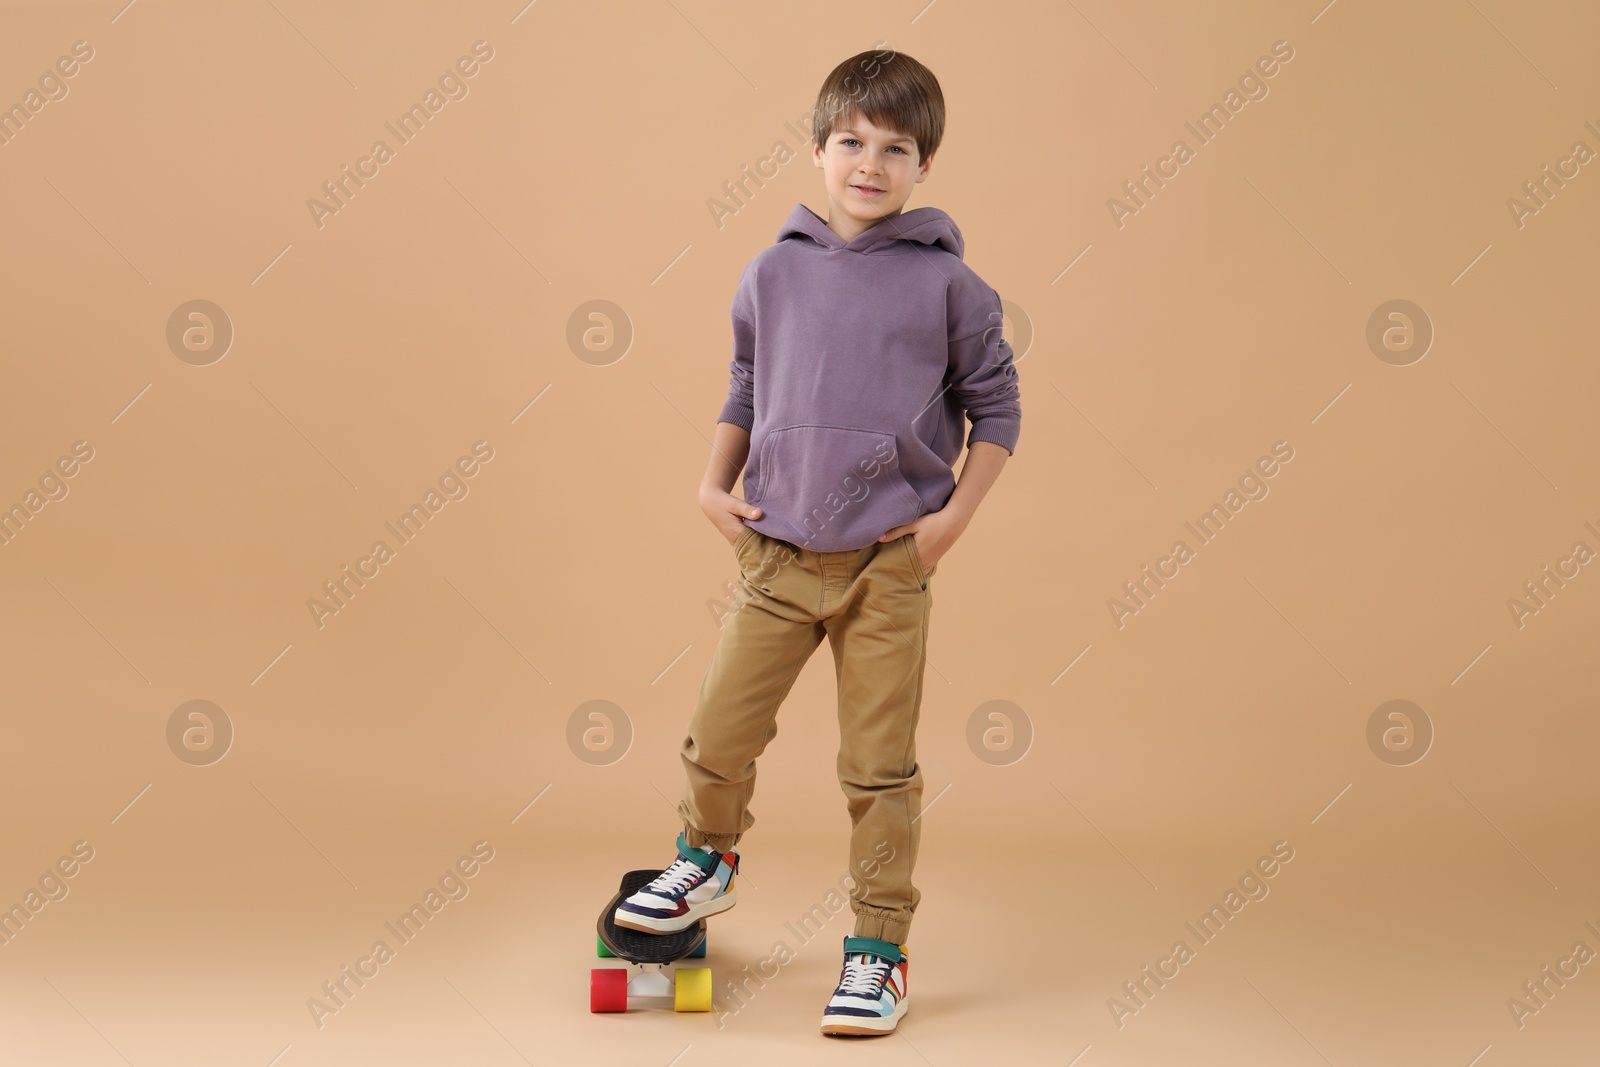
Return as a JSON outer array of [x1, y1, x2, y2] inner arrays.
[[967, 416, 1019, 455], [717, 398, 754, 433]]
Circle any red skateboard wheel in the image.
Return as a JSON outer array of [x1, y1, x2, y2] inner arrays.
[[590, 968, 628, 1013]]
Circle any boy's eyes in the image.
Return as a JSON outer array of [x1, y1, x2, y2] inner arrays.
[[841, 138, 907, 154]]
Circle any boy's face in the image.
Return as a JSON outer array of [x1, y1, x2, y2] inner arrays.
[[812, 110, 932, 240]]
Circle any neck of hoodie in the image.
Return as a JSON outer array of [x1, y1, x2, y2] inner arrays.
[[778, 203, 965, 259]]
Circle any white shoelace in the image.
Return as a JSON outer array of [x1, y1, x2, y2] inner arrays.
[[649, 858, 704, 896], [838, 954, 893, 995]]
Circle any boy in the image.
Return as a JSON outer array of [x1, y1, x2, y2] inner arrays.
[[613, 48, 1020, 1036]]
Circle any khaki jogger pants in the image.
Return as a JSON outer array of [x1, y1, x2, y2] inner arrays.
[[677, 525, 937, 945]]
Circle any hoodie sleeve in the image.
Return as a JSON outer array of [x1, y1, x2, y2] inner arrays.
[[947, 277, 1021, 455], [716, 263, 757, 432]]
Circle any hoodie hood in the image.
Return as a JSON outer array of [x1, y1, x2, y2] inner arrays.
[[777, 203, 965, 259]]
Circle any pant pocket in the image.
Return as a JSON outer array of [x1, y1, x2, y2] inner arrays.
[[903, 533, 933, 586], [733, 525, 758, 556]]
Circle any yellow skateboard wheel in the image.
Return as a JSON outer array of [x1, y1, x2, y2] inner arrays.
[[674, 966, 712, 1012]]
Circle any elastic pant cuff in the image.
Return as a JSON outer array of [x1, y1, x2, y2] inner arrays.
[[852, 911, 912, 945]]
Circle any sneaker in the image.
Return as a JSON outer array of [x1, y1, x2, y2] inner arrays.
[[819, 935, 909, 1035], [612, 832, 740, 934]]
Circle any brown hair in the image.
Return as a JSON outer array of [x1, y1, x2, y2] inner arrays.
[[812, 47, 945, 163]]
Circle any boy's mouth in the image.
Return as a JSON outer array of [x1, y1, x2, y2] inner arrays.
[[852, 185, 886, 198]]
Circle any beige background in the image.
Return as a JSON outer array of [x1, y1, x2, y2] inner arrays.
[[1, 0, 1596, 1063]]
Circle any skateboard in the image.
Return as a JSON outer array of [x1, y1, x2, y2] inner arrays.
[[591, 869, 713, 1013]]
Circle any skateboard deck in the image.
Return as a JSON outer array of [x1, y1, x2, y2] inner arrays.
[[591, 869, 713, 1013]]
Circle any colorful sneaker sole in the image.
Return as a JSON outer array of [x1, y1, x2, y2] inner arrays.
[[820, 997, 909, 1036]]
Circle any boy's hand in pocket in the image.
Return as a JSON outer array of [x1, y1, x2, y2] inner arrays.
[[699, 486, 762, 545], [879, 507, 964, 572]]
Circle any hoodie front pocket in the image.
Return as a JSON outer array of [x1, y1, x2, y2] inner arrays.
[[758, 424, 922, 548]]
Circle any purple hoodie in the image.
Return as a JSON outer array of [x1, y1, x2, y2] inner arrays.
[[717, 203, 1022, 552]]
